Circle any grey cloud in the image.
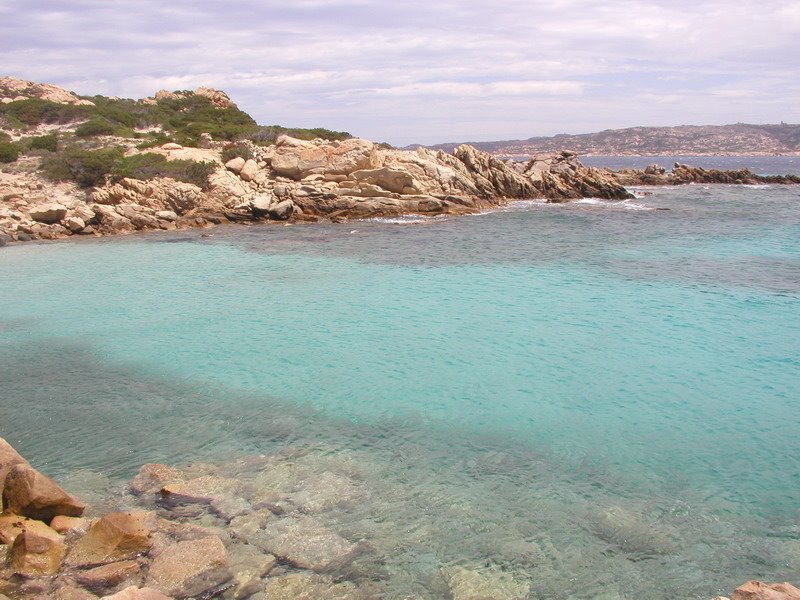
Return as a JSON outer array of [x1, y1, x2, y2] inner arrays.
[[2, 0, 798, 144]]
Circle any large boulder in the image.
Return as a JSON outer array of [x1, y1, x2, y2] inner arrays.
[[2, 463, 86, 522], [28, 203, 68, 224], [91, 178, 205, 215], [67, 511, 153, 567], [732, 581, 800, 600], [271, 136, 377, 179], [453, 145, 535, 198], [0, 512, 61, 545], [146, 536, 232, 598], [238, 159, 259, 182]]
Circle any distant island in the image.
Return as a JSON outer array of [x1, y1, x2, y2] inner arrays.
[[414, 123, 800, 157]]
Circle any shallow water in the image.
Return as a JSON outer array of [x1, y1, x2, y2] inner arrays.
[[1, 185, 799, 598]]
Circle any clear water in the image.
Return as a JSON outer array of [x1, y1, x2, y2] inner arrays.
[[1, 184, 799, 598]]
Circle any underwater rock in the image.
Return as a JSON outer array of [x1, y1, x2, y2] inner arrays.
[[76, 560, 142, 591], [146, 536, 232, 598], [590, 505, 677, 555], [441, 565, 531, 600], [129, 464, 183, 496], [256, 516, 359, 572], [99, 586, 170, 600], [262, 573, 368, 600]]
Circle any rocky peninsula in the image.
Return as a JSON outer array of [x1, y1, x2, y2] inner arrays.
[[3, 77, 798, 247]]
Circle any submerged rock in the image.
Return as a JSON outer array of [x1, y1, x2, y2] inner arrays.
[[256, 516, 359, 572], [441, 565, 531, 600], [76, 560, 142, 591], [99, 586, 170, 600], [263, 573, 368, 600], [146, 536, 232, 598]]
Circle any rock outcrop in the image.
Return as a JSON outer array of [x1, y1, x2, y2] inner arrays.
[[612, 163, 800, 186], [0, 76, 94, 106]]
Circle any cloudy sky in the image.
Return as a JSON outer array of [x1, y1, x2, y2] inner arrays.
[[2, 1, 799, 145]]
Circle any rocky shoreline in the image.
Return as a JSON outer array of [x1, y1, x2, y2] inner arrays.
[[3, 139, 799, 248], [2, 437, 799, 599]]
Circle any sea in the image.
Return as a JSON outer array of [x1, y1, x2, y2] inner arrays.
[[1, 157, 799, 599]]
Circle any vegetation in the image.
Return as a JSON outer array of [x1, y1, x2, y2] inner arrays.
[[0, 142, 20, 163], [28, 133, 59, 152], [75, 118, 118, 137], [220, 142, 253, 163], [110, 153, 215, 188], [40, 147, 214, 188], [248, 125, 351, 145]]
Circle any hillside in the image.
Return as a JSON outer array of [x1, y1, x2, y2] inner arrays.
[[420, 123, 800, 156]]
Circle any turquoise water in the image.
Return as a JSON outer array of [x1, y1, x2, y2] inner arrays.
[[1, 185, 799, 598]]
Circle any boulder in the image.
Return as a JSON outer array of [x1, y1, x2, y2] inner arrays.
[[154, 210, 178, 222], [8, 525, 67, 576], [225, 157, 246, 174], [67, 511, 153, 567], [64, 216, 86, 232], [0, 513, 60, 544], [99, 587, 170, 600], [250, 194, 274, 217], [255, 516, 358, 572], [27, 203, 67, 224], [732, 581, 800, 600], [238, 159, 259, 182], [146, 536, 232, 598], [2, 463, 86, 521], [269, 199, 294, 220], [160, 143, 182, 151], [0, 437, 31, 499], [271, 136, 377, 179], [76, 560, 141, 591]]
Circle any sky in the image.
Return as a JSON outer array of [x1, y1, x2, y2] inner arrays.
[[2, 1, 799, 145]]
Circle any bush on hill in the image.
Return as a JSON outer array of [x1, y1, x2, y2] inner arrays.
[[28, 133, 59, 152], [0, 142, 21, 163], [75, 119, 117, 137], [248, 125, 352, 145], [40, 147, 215, 189], [220, 142, 253, 163]]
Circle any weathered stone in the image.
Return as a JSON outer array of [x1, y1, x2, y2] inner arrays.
[[99, 586, 170, 600], [256, 516, 357, 572], [28, 203, 68, 224], [350, 167, 415, 194], [250, 194, 274, 217], [9, 526, 66, 576], [225, 157, 246, 174], [64, 216, 85, 232], [0, 513, 60, 544], [590, 506, 676, 555], [238, 159, 259, 182], [67, 511, 153, 567], [50, 515, 90, 534], [227, 543, 277, 600], [154, 210, 178, 222], [76, 560, 141, 590], [0, 437, 31, 505], [271, 136, 377, 179], [269, 199, 293, 220], [48, 584, 100, 599], [2, 463, 86, 521], [161, 143, 182, 150], [290, 471, 366, 514], [441, 566, 530, 600], [129, 464, 182, 496], [263, 573, 367, 600], [732, 581, 800, 600], [228, 509, 273, 543], [146, 536, 232, 598]]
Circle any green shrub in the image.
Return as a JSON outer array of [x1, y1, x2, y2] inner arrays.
[[248, 125, 352, 145], [0, 98, 89, 126], [75, 119, 116, 137], [0, 142, 20, 163], [221, 142, 253, 163], [111, 153, 215, 188], [0, 131, 10, 143], [40, 147, 123, 187], [29, 134, 58, 152]]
